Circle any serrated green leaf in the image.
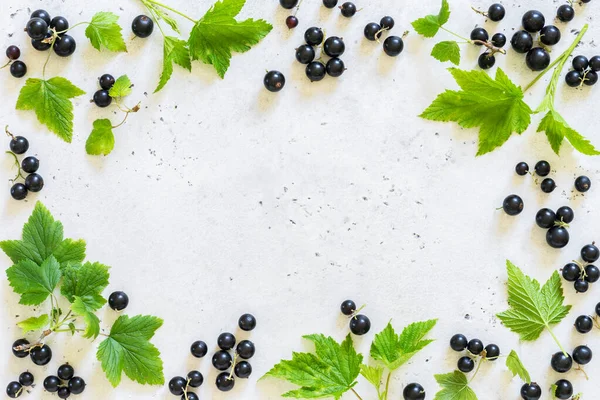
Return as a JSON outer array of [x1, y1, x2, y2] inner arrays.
[[97, 315, 164, 387], [85, 12, 127, 52], [0, 202, 86, 267], [431, 41, 460, 65], [360, 364, 383, 391], [420, 68, 532, 156], [411, 0, 450, 38], [61, 261, 109, 309], [86, 119, 115, 156], [72, 296, 101, 339], [188, 0, 273, 78], [15, 77, 85, 142], [6, 256, 61, 305], [537, 111, 600, 156], [497, 260, 571, 341], [506, 350, 531, 384], [370, 319, 437, 371], [108, 75, 132, 98], [155, 36, 191, 93], [17, 314, 50, 333], [434, 371, 477, 400]]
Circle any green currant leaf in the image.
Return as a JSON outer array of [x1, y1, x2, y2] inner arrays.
[[434, 371, 477, 400], [505, 350, 531, 384], [411, 0, 450, 38], [144, 2, 180, 34], [85, 12, 127, 52], [360, 364, 383, 391], [17, 314, 50, 333], [86, 119, 115, 156], [155, 36, 191, 93], [108, 75, 132, 98], [537, 111, 600, 156], [431, 41, 460, 65], [72, 296, 101, 339], [61, 261, 110, 309], [6, 256, 61, 306]]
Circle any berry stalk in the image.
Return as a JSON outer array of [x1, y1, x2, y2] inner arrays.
[[140, 0, 197, 23]]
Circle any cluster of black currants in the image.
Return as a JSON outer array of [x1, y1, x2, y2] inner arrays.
[[511, 10, 561, 71], [364, 17, 405, 57], [340, 300, 371, 335], [43, 364, 86, 399], [167, 371, 203, 400], [3, 45, 27, 78], [11, 340, 52, 366], [5, 372, 34, 399], [6, 129, 43, 201], [516, 160, 557, 193], [557, 0, 592, 22], [92, 74, 117, 108], [550, 345, 593, 375], [26, 10, 76, 57], [574, 301, 600, 334], [449, 334, 500, 373], [561, 243, 599, 293], [535, 206, 574, 249], [565, 55, 600, 88], [296, 27, 347, 81], [470, 27, 506, 70]]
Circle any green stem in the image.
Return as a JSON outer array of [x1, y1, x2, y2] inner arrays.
[[144, 0, 197, 23], [350, 388, 364, 400], [144, 4, 166, 37], [468, 357, 484, 384], [383, 372, 391, 400], [41, 36, 57, 78], [547, 327, 568, 356], [54, 328, 84, 333], [55, 21, 89, 35], [440, 26, 470, 42], [5, 151, 25, 181]]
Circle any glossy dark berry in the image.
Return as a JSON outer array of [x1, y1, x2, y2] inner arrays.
[[502, 194, 523, 216], [575, 315, 593, 333], [547, 226, 570, 249], [554, 379, 573, 399], [215, 372, 235, 392], [31, 9, 51, 25], [99, 74, 115, 90], [212, 350, 233, 370], [187, 370, 203, 388], [53, 34, 76, 57], [584, 265, 599, 283], [526, 48, 550, 71], [234, 361, 252, 378], [132, 15, 154, 38], [484, 344, 500, 360], [238, 313, 257, 331], [349, 314, 371, 335], [24, 173, 44, 192], [6, 45, 20, 60], [304, 27, 324, 46], [572, 345, 592, 364], [10, 61, 27, 78], [590, 56, 600, 71], [583, 70, 598, 86], [450, 334, 468, 351], [478, 53, 495, 69], [574, 279, 589, 293], [326, 58, 345, 77], [264, 70, 286, 92], [50, 16, 69, 32], [565, 70, 583, 87], [522, 10, 545, 33], [556, 206, 574, 223], [169, 376, 187, 395], [280, 0, 299, 9], [581, 243, 599, 262], [26, 18, 49, 40], [58, 364, 75, 380], [68, 377, 85, 395], [323, 0, 338, 8], [30, 344, 52, 365], [557, 5, 575, 22], [383, 36, 404, 57], [286, 16, 299, 29], [57, 387, 70, 399], [340, 2, 357, 18], [18, 372, 34, 387], [324, 36, 345, 57], [574, 176, 591, 193], [93, 90, 112, 108], [6, 382, 22, 399], [520, 382, 542, 400], [535, 208, 556, 229], [540, 25, 561, 46], [31, 32, 53, 51], [190, 340, 208, 358], [403, 382, 425, 400], [21, 156, 39, 173], [470, 28, 489, 44], [12, 339, 29, 358], [364, 23, 382, 41], [183, 393, 199, 400], [511, 31, 533, 54], [534, 160, 550, 176], [562, 263, 581, 282], [305, 61, 326, 82], [467, 339, 484, 355], [380, 16, 395, 30], [573, 55, 589, 71], [491, 33, 506, 48], [340, 300, 356, 316], [295, 44, 315, 64], [487, 4, 505, 21], [43, 375, 61, 392], [515, 162, 529, 175], [540, 178, 556, 193], [457, 356, 475, 373], [217, 332, 236, 350], [11, 183, 28, 201], [237, 340, 255, 359], [108, 291, 129, 311]]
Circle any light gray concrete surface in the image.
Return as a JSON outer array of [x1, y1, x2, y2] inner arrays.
[[1, 0, 600, 398]]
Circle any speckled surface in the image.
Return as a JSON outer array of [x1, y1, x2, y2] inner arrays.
[[1, 0, 600, 398]]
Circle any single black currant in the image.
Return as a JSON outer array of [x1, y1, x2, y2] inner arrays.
[[583, 70, 598, 86], [575, 315, 593, 334], [572, 345, 592, 364], [10, 61, 27, 78], [264, 70, 286, 92], [450, 333, 468, 351], [68, 377, 85, 395], [383, 36, 404, 56], [547, 226, 570, 249], [6, 381, 22, 399], [554, 379, 573, 400], [540, 178, 556, 193], [280, 0, 299, 9], [574, 278, 589, 293], [43, 375, 61, 392], [132, 15, 154, 38], [183, 393, 199, 400], [99, 74, 116, 90], [467, 338, 484, 355], [534, 160, 550, 176], [6, 45, 20, 60], [484, 344, 500, 360], [581, 243, 599, 262], [597, 302, 600, 317], [522, 10, 545, 33], [487, 3, 505, 21], [50, 16, 69, 33], [285, 16, 299, 29], [349, 314, 371, 335], [478, 53, 495, 69], [58, 364, 75, 380], [93, 89, 112, 108], [191, 340, 208, 358], [31, 9, 51, 25], [30, 344, 52, 365], [212, 350, 233, 370], [304, 27, 324, 46], [511, 30, 533, 54], [169, 376, 187, 395], [326, 58, 345, 77], [491, 33, 506, 48], [324, 36, 345, 57], [215, 372, 235, 392], [305, 61, 326, 82], [526, 47, 550, 71], [217, 332, 236, 350], [340, 299, 356, 316], [238, 313, 257, 331], [11, 183, 28, 201], [108, 291, 129, 311], [557, 5, 575, 22], [584, 265, 599, 283], [340, 2, 357, 18], [26, 18, 49, 40], [53, 34, 76, 57], [502, 194, 524, 216], [572, 55, 589, 71], [457, 356, 475, 373], [515, 161, 529, 175], [540, 25, 561, 46], [57, 387, 70, 399], [237, 340, 256, 359], [565, 70, 583, 87], [520, 382, 542, 400], [470, 27, 489, 44], [403, 382, 425, 400], [234, 361, 252, 378], [18, 372, 34, 387], [551, 351, 573, 373], [31, 32, 53, 51], [556, 206, 574, 223], [380, 16, 395, 30], [12, 339, 30, 358], [323, 0, 338, 8], [295, 44, 315, 64], [187, 370, 203, 388], [562, 263, 581, 282], [21, 156, 39, 173], [590, 55, 600, 71], [574, 176, 591, 193], [536, 208, 556, 229], [364, 22, 382, 41]]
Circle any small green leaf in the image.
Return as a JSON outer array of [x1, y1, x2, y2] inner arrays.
[[537, 111, 600, 156], [431, 41, 460, 65], [506, 350, 531, 384], [72, 296, 101, 339], [108, 75, 132, 98], [155, 36, 191, 93], [411, 0, 450, 38], [61, 261, 110, 309], [434, 371, 477, 400], [6, 256, 61, 305], [17, 314, 50, 333], [145, 3, 180, 34], [85, 12, 127, 52], [68, 322, 76, 335], [360, 364, 383, 390], [86, 119, 115, 156]]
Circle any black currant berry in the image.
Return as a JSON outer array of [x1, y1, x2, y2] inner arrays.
[[295, 44, 315, 64], [556, 206, 574, 223], [562, 263, 581, 282], [457, 356, 475, 373], [551, 352, 573, 373], [191, 340, 208, 358], [403, 382, 425, 400], [515, 162, 529, 175], [491, 33, 506, 48], [450, 334, 468, 351], [99, 74, 116, 90], [304, 27, 324, 46], [58, 364, 74, 380], [6, 45, 20, 60], [383, 36, 404, 56], [557, 5, 575, 22], [535, 208, 556, 229], [217, 332, 236, 350], [502, 194, 524, 216], [50, 16, 69, 33], [484, 344, 500, 360], [540, 25, 561, 46], [380, 16, 395, 30], [554, 379, 573, 399], [93, 89, 112, 108], [305, 61, 326, 82], [6, 381, 22, 399], [565, 70, 583, 87], [18, 372, 34, 387], [68, 377, 85, 395], [285, 16, 299, 29], [11, 183, 28, 201], [575, 315, 593, 334], [108, 291, 129, 311], [21, 156, 39, 173], [467, 339, 484, 355], [57, 387, 70, 399], [326, 58, 345, 77], [573, 55, 589, 71], [183, 393, 199, 400], [237, 340, 255, 359], [30, 344, 52, 365], [263, 70, 286, 92], [572, 345, 592, 365], [584, 265, 599, 283], [574, 176, 591, 193], [169, 376, 187, 396], [132, 15, 154, 38], [478, 53, 495, 69], [349, 314, 371, 335], [26, 18, 49, 40], [583, 70, 598, 86], [43, 376, 60, 392], [323, 0, 338, 8], [534, 160, 550, 176], [511, 31, 533, 54], [581, 243, 599, 262], [7, 135, 28, 156], [25, 173, 44, 192], [215, 372, 235, 392], [187, 370, 203, 388], [53, 35, 76, 57], [324, 36, 345, 57], [590, 56, 600, 71], [487, 4, 505, 21], [546, 226, 569, 249], [540, 178, 556, 193], [522, 10, 545, 33], [364, 22, 382, 41], [340, 300, 356, 316], [234, 361, 252, 378], [12, 339, 30, 358], [596, 302, 600, 317], [31, 32, 53, 51], [212, 351, 233, 370], [340, 2, 357, 18], [31, 9, 51, 25], [279, 0, 299, 9], [238, 313, 257, 331], [574, 279, 589, 293], [526, 48, 550, 71], [10, 61, 27, 78], [470, 28, 489, 44], [520, 382, 542, 400]]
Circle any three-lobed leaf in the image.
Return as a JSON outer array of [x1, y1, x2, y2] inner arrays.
[[86, 119, 115, 156], [434, 371, 477, 400], [431, 41, 460, 65], [17, 314, 50, 333], [6, 256, 61, 305], [155, 36, 191, 93], [537, 111, 600, 156], [108, 75, 133, 98], [61, 261, 110, 309], [505, 350, 531, 384], [85, 12, 127, 52], [360, 364, 383, 390], [411, 0, 450, 38]]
